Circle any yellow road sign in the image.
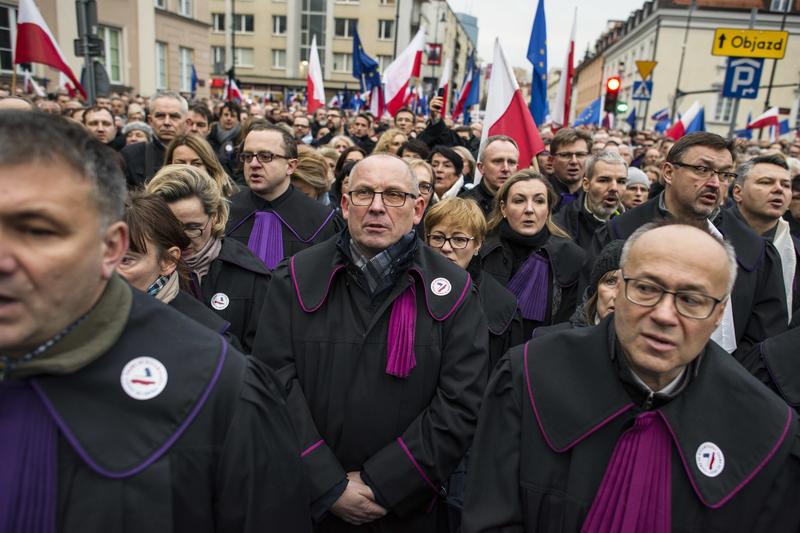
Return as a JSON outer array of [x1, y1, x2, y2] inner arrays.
[[635, 60, 657, 80], [712, 28, 788, 59]]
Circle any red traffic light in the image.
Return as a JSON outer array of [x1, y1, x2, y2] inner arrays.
[[606, 77, 621, 92]]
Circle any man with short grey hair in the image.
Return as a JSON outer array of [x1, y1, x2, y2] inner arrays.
[[554, 150, 627, 250], [465, 221, 800, 532], [252, 153, 489, 530], [121, 91, 188, 188], [459, 135, 519, 216]]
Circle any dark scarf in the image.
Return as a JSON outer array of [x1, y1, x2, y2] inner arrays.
[[499, 220, 551, 321], [213, 122, 242, 146]]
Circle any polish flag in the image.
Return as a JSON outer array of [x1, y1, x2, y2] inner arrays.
[[58, 72, 77, 98], [476, 38, 544, 183], [383, 25, 426, 117], [665, 101, 705, 140], [452, 63, 476, 119], [437, 57, 453, 119], [225, 76, 243, 102], [551, 8, 576, 129], [15, 0, 86, 99], [747, 107, 780, 130], [23, 70, 45, 97], [306, 35, 325, 114]]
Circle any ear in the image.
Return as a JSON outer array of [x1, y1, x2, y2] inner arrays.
[[661, 162, 674, 187], [711, 297, 729, 329], [582, 176, 590, 193], [159, 246, 181, 277], [341, 191, 351, 223], [499, 200, 507, 218], [412, 195, 425, 225], [286, 157, 299, 176], [731, 184, 743, 204], [101, 221, 129, 280], [476, 161, 485, 175]]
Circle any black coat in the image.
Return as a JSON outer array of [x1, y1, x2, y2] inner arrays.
[[748, 325, 800, 412], [458, 181, 495, 218], [592, 196, 788, 361], [552, 191, 608, 251], [463, 318, 800, 532], [471, 266, 524, 372], [480, 234, 585, 339], [120, 139, 166, 189], [36, 290, 311, 532], [225, 186, 343, 265], [169, 289, 243, 351], [195, 238, 270, 353], [251, 236, 489, 530], [548, 175, 580, 213]]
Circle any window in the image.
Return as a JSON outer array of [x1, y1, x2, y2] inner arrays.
[[714, 88, 734, 122], [212, 13, 225, 32], [770, 0, 790, 12], [99, 26, 123, 83], [155, 0, 166, 8], [380, 0, 395, 4], [211, 46, 225, 74], [234, 47, 254, 67], [273, 15, 287, 35], [156, 42, 168, 89], [301, 0, 326, 72], [378, 55, 393, 71], [334, 18, 357, 38], [272, 49, 286, 69], [333, 52, 352, 73], [378, 20, 393, 40], [179, 47, 193, 92], [234, 14, 254, 33], [0, 6, 15, 73], [178, 0, 192, 17], [336, 0, 359, 3]]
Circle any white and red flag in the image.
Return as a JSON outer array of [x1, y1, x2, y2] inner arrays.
[[747, 107, 780, 130], [477, 38, 544, 183], [551, 8, 576, 129], [15, 0, 86, 99], [225, 75, 243, 102], [306, 35, 325, 113], [437, 57, 453, 119], [383, 25, 426, 117], [23, 70, 45, 97]]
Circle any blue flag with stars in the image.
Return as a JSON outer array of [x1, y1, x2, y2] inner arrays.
[[527, 0, 547, 126], [353, 25, 382, 93]]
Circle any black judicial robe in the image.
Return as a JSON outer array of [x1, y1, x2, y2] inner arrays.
[[251, 237, 489, 531], [458, 181, 495, 217], [197, 238, 270, 353], [553, 191, 608, 251], [34, 290, 311, 532], [480, 234, 585, 339], [591, 196, 788, 359], [225, 186, 343, 263], [169, 289, 243, 351], [471, 267, 524, 372], [463, 319, 800, 533], [748, 326, 800, 412]]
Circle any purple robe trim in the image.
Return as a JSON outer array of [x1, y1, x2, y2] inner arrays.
[[386, 285, 417, 378], [247, 211, 285, 269], [0, 381, 58, 533], [506, 252, 550, 321], [582, 412, 672, 533]]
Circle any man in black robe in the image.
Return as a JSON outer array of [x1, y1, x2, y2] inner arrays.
[[548, 128, 593, 212], [252, 154, 489, 531], [464, 222, 800, 532], [459, 135, 519, 217], [591, 132, 787, 361], [0, 111, 311, 532], [554, 150, 627, 250], [225, 122, 342, 269]]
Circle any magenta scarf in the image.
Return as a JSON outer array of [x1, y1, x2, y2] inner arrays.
[[506, 253, 550, 321], [385, 285, 417, 378], [247, 211, 285, 269]]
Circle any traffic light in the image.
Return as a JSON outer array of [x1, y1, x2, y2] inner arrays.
[[616, 101, 629, 114], [604, 76, 621, 113]]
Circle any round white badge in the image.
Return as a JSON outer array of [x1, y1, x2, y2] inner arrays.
[[120, 357, 168, 401], [431, 277, 452, 297], [695, 442, 725, 478], [210, 292, 230, 310]]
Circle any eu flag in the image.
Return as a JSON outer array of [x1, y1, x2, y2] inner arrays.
[[527, 0, 547, 126], [573, 97, 601, 127], [353, 25, 381, 93]]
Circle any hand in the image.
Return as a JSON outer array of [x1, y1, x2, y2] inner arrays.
[[429, 96, 443, 120], [330, 475, 387, 525]]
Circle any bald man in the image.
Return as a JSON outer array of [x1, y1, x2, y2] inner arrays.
[[465, 221, 800, 532]]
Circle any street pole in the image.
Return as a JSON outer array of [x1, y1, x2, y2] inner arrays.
[[670, 0, 696, 122], [760, 5, 788, 140], [75, 0, 97, 104], [726, 8, 757, 139]]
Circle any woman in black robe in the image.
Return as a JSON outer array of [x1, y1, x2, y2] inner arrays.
[[480, 170, 586, 338]]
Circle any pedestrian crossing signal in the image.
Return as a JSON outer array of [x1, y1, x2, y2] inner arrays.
[[604, 77, 621, 113]]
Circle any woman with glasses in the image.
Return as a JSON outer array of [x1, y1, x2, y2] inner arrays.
[[118, 191, 243, 350], [481, 170, 586, 338], [164, 133, 239, 196], [146, 164, 269, 353]]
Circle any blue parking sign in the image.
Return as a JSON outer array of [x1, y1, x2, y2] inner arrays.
[[722, 58, 763, 99]]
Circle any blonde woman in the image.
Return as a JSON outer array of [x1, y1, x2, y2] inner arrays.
[[164, 133, 238, 197], [373, 127, 407, 155], [291, 150, 331, 202]]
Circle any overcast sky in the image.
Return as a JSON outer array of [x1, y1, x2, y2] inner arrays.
[[447, 0, 647, 73]]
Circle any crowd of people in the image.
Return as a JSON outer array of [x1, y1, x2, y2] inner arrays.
[[2, 85, 800, 532]]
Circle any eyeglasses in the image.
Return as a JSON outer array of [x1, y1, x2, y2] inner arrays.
[[239, 151, 290, 164], [669, 161, 737, 182], [555, 151, 589, 161], [418, 183, 433, 194], [183, 217, 211, 239], [348, 188, 418, 207], [427, 233, 475, 249], [622, 275, 724, 320]]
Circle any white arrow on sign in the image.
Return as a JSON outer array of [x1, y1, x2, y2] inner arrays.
[[729, 58, 762, 94]]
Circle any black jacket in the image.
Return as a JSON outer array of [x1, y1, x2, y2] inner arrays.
[[458, 181, 495, 218], [348, 134, 376, 154], [37, 290, 311, 532], [592, 196, 788, 361], [225, 186, 343, 264], [464, 317, 800, 532], [120, 138, 166, 189], [418, 119, 479, 157], [169, 289, 243, 351], [480, 234, 585, 339], [749, 325, 800, 412], [195, 238, 270, 353], [251, 235, 489, 530], [553, 191, 610, 251], [548, 175, 580, 213]]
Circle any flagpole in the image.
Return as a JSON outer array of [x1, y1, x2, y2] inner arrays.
[[10, 68, 16, 95], [727, 9, 757, 139]]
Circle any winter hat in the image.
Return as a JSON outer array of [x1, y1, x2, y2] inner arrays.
[[589, 240, 625, 297], [626, 167, 650, 189]]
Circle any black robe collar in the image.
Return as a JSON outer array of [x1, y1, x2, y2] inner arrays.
[[759, 327, 800, 407], [480, 234, 583, 288], [289, 234, 472, 321], [522, 316, 795, 508], [216, 237, 270, 276], [226, 185, 337, 242], [29, 291, 233, 477], [470, 264, 517, 336]]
